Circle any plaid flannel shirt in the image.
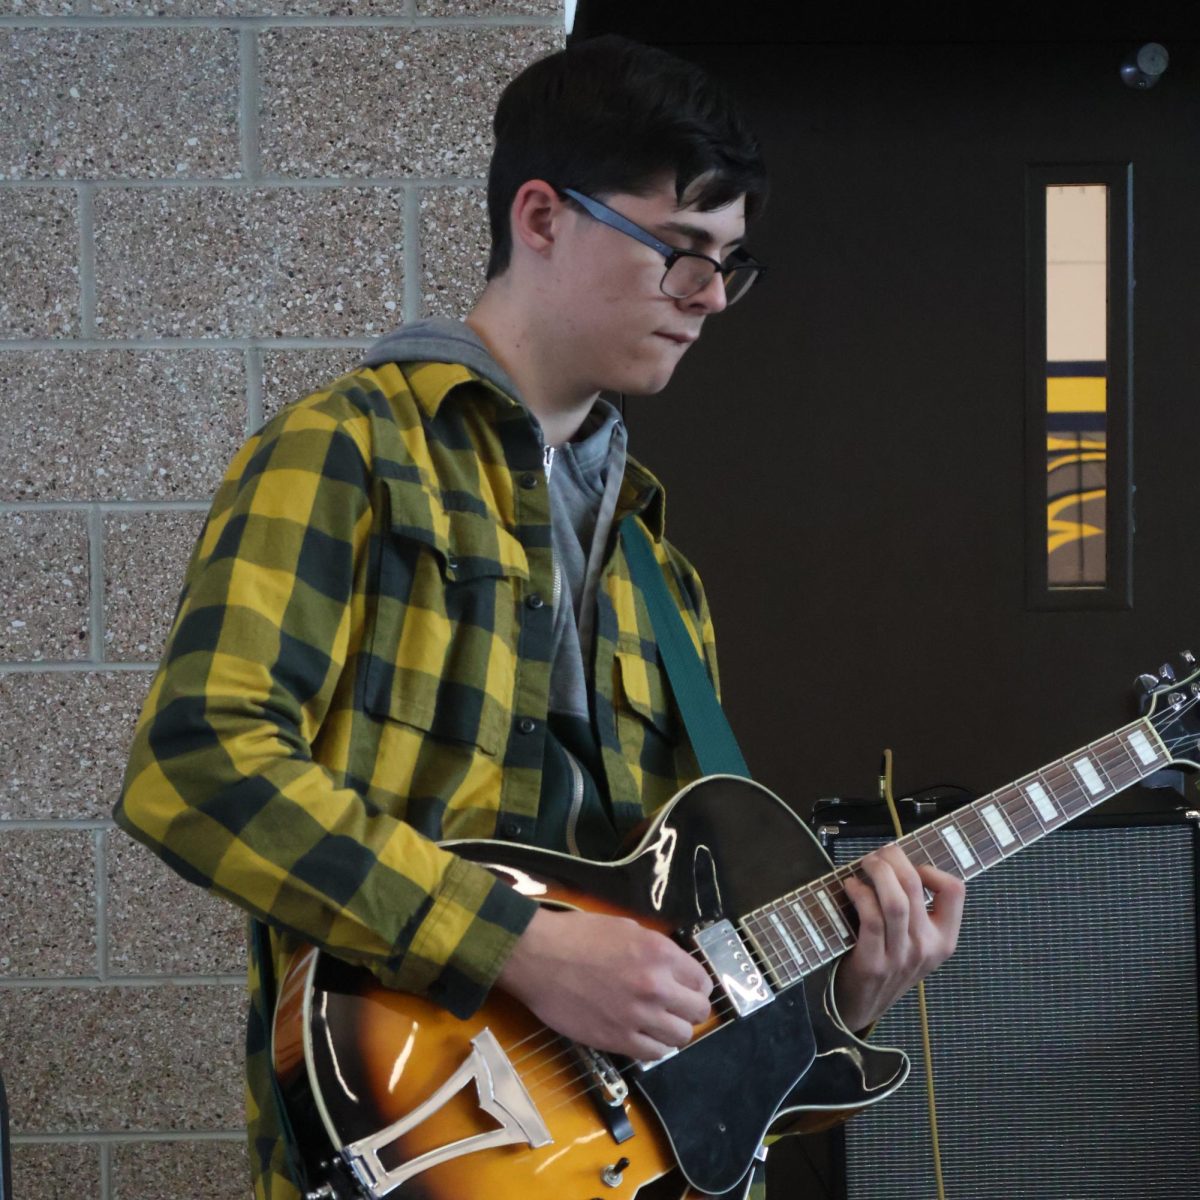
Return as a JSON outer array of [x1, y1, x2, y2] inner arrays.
[[114, 358, 719, 1200]]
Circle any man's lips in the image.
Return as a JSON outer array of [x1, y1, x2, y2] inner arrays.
[[655, 332, 697, 345]]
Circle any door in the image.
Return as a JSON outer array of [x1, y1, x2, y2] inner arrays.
[[623, 37, 1200, 811]]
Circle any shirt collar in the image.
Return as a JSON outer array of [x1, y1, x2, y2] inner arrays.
[[403, 362, 666, 539], [403, 361, 519, 421]]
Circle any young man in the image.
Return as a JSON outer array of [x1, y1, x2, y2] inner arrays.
[[115, 33, 964, 1200]]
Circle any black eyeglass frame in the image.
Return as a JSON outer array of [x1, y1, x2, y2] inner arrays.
[[557, 186, 764, 305]]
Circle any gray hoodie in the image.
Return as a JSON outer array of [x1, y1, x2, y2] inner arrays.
[[361, 318, 628, 724]]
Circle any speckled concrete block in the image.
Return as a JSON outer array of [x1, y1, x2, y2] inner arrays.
[[0, 350, 245, 503], [259, 27, 562, 178], [106, 832, 246, 976], [260, 346, 370, 422], [0, 828, 96, 976], [0, 511, 90, 662], [112, 1138, 249, 1200], [0, 671, 150, 819], [11, 1143, 101, 1200], [0, 1, 411, 12], [418, 0, 560, 13], [420, 185, 488, 318], [0, 29, 239, 180], [0, 983, 244, 1132], [0, 189, 79, 337], [94, 188, 404, 338], [104, 510, 207, 662], [112, 1140, 250, 1200]]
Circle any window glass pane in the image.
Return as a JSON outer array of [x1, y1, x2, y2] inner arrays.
[[1045, 184, 1107, 587]]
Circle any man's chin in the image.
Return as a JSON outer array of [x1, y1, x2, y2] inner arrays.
[[614, 369, 677, 398]]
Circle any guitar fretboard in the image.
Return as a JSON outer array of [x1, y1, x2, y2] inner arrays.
[[738, 717, 1170, 991]]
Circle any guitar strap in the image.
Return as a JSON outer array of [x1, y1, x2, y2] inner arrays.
[[619, 516, 751, 779], [250, 918, 311, 1196], [618, 521, 766, 1195]]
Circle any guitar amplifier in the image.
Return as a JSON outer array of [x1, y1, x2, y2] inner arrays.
[[812, 801, 1200, 1200]]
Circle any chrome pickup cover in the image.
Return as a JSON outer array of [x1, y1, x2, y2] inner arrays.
[[694, 919, 773, 1017]]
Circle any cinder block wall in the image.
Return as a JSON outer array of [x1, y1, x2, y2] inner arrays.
[[0, 6, 562, 1198]]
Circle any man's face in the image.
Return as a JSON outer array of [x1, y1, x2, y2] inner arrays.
[[549, 178, 748, 398]]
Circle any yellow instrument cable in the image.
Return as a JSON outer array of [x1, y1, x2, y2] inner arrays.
[[880, 748, 947, 1200]]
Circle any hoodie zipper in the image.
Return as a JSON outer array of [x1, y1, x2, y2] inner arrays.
[[562, 745, 586, 857], [542, 444, 563, 612], [541, 440, 580, 853]]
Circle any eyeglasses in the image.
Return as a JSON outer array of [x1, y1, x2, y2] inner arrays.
[[558, 187, 763, 307]]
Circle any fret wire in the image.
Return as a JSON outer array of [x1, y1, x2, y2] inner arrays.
[[809, 884, 853, 948], [791, 889, 837, 953], [957, 803, 1005, 864], [928, 815, 983, 879], [914, 825, 958, 874], [767, 898, 817, 974], [770, 901, 813, 969], [801, 888, 850, 955], [937, 807, 988, 866], [1040, 761, 1087, 817], [995, 785, 1037, 846], [753, 909, 798, 984], [787, 897, 835, 969], [739, 717, 1177, 988]]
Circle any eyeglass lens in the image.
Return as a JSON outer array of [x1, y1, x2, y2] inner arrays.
[[662, 256, 759, 305]]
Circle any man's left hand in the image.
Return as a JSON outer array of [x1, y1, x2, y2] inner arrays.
[[832, 843, 966, 1032]]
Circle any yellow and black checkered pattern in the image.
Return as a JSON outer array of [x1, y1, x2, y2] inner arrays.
[[114, 358, 719, 1200]]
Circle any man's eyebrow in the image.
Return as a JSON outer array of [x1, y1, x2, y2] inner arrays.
[[657, 218, 745, 253]]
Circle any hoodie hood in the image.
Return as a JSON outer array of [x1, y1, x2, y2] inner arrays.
[[361, 317, 524, 403]]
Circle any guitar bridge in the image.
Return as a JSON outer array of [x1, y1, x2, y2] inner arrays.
[[694, 919, 774, 1017], [573, 1044, 629, 1106]]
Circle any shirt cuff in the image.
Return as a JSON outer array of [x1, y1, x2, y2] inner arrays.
[[383, 854, 540, 1019]]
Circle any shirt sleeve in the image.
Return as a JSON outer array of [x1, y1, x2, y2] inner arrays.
[[114, 397, 537, 1019]]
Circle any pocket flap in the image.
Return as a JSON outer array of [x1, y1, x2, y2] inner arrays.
[[382, 478, 529, 582], [614, 647, 674, 737]]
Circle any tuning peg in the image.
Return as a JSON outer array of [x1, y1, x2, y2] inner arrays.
[[1136, 672, 1160, 694], [1182, 651, 1196, 665], [1160, 663, 1177, 683]]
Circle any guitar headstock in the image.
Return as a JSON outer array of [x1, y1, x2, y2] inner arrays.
[[1142, 651, 1200, 770]]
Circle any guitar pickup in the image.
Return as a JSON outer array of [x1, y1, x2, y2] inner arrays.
[[694, 919, 774, 1018]]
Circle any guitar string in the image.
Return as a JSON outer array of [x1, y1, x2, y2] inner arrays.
[[502, 739, 1182, 1118], [736, 731, 1154, 986], [738, 721, 1171, 983], [509, 738, 1164, 1111], [495, 703, 1199, 1111], [500, 727, 1171, 1079], [751, 726, 1168, 950]]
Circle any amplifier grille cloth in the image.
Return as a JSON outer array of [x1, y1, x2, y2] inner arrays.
[[831, 823, 1200, 1198]]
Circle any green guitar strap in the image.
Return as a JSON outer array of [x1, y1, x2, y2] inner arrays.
[[250, 918, 311, 1196], [619, 516, 751, 779]]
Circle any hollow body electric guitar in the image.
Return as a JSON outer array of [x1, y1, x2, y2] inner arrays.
[[273, 657, 1200, 1200]]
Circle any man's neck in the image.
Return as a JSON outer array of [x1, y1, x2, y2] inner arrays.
[[466, 286, 598, 448]]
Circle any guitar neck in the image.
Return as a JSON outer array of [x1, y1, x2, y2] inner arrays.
[[740, 716, 1172, 991]]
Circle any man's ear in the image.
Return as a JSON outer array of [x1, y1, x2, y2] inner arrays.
[[509, 180, 567, 260]]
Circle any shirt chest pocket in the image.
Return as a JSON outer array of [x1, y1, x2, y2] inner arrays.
[[612, 646, 678, 749], [364, 485, 530, 756]]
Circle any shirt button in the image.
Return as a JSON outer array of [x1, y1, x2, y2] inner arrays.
[[520, 472, 539, 489], [446, 555, 460, 572], [501, 820, 522, 839], [525, 593, 545, 610], [517, 717, 537, 735]]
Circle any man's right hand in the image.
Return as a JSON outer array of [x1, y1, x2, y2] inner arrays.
[[496, 907, 713, 1061]]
